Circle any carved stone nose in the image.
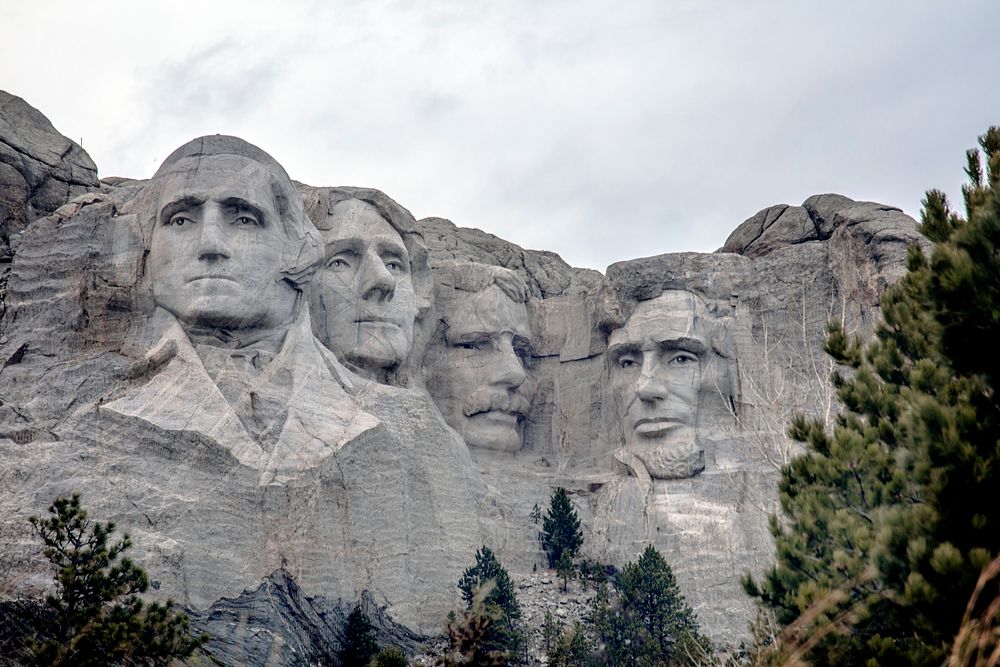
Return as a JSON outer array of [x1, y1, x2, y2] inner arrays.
[[197, 208, 231, 261], [360, 253, 395, 302]]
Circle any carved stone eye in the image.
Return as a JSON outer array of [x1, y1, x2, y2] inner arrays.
[[671, 352, 698, 365]]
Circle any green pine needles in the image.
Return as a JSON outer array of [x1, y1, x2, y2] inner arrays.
[[542, 487, 583, 568], [456, 546, 524, 661], [28, 494, 206, 666], [746, 126, 1000, 666], [593, 544, 713, 667]]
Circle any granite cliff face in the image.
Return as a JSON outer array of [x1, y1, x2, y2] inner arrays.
[[0, 90, 930, 662]]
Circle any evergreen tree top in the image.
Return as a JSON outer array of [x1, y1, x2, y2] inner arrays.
[[747, 125, 1000, 666], [542, 487, 583, 568]]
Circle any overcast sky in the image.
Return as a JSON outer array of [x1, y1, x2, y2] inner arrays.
[[3, 0, 998, 271]]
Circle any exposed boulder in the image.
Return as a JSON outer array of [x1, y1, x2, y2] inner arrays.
[[0, 91, 99, 242]]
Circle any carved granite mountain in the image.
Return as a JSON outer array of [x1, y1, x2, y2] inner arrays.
[[0, 90, 931, 660]]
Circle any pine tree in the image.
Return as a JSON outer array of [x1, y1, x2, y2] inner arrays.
[[28, 494, 206, 666], [547, 620, 595, 667], [593, 544, 712, 666], [339, 603, 378, 666], [440, 582, 509, 667], [745, 127, 1000, 666], [541, 487, 583, 568], [556, 550, 575, 593], [373, 645, 408, 667], [456, 546, 524, 660]]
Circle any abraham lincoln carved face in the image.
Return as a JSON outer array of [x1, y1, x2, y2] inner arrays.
[[607, 290, 716, 479]]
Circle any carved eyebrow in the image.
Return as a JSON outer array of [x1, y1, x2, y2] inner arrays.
[[512, 334, 532, 347], [447, 330, 495, 345], [326, 237, 364, 254], [606, 342, 641, 359], [376, 239, 408, 259], [159, 196, 204, 223], [220, 197, 267, 223], [658, 337, 708, 356]]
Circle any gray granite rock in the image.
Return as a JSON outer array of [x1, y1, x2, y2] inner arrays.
[[417, 216, 603, 298], [0, 90, 99, 240], [0, 90, 933, 660]]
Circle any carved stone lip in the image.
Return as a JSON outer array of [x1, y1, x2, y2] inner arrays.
[[186, 275, 237, 283], [633, 416, 685, 436], [354, 316, 399, 325], [468, 408, 524, 422]]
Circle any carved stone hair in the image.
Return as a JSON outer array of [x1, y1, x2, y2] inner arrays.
[[144, 135, 323, 287], [302, 186, 432, 313], [430, 260, 529, 306]]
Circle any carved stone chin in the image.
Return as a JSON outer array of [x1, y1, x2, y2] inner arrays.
[[633, 429, 706, 480]]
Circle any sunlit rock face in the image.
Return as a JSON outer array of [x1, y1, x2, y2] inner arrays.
[[0, 90, 933, 655], [104, 135, 376, 486], [0, 117, 483, 640]]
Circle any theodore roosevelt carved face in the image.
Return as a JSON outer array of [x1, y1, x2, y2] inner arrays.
[[426, 263, 534, 453], [607, 290, 721, 479]]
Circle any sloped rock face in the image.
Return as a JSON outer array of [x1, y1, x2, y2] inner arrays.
[[188, 572, 425, 666], [0, 90, 932, 662], [0, 91, 99, 247], [0, 91, 101, 324]]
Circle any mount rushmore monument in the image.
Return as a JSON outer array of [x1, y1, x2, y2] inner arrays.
[[0, 90, 930, 661]]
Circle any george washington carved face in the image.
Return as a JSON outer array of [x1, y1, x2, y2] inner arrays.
[[149, 156, 299, 332]]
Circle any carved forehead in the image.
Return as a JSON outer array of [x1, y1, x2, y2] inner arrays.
[[608, 290, 708, 350], [444, 285, 531, 342], [156, 155, 278, 209], [322, 199, 406, 251]]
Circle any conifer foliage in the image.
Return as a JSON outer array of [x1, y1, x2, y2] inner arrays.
[[541, 487, 583, 568], [456, 546, 524, 661], [746, 127, 1000, 665], [28, 494, 205, 666], [593, 544, 712, 666], [339, 603, 378, 666]]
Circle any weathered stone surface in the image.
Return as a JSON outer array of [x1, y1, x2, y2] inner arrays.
[[0, 90, 934, 660], [301, 186, 432, 386], [188, 572, 425, 666], [721, 204, 817, 257], [417, 216, 603, 298], [0, 91, 99, 240], [0, 127, 483, 644]]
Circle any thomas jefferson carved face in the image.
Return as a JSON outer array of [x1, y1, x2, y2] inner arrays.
[[148, 154, 299, 332], [309, 199, 418, 376], [607, 290, 710, 479], [428, 281, 533, 452]]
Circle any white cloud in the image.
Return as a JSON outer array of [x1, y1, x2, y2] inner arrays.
[[2, 0, 998, 270]]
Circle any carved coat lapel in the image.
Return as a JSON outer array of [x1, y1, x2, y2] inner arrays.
[[103, 311, 379, 485]]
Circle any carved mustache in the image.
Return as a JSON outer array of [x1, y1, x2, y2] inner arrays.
[[463, 390, 531, 419]]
